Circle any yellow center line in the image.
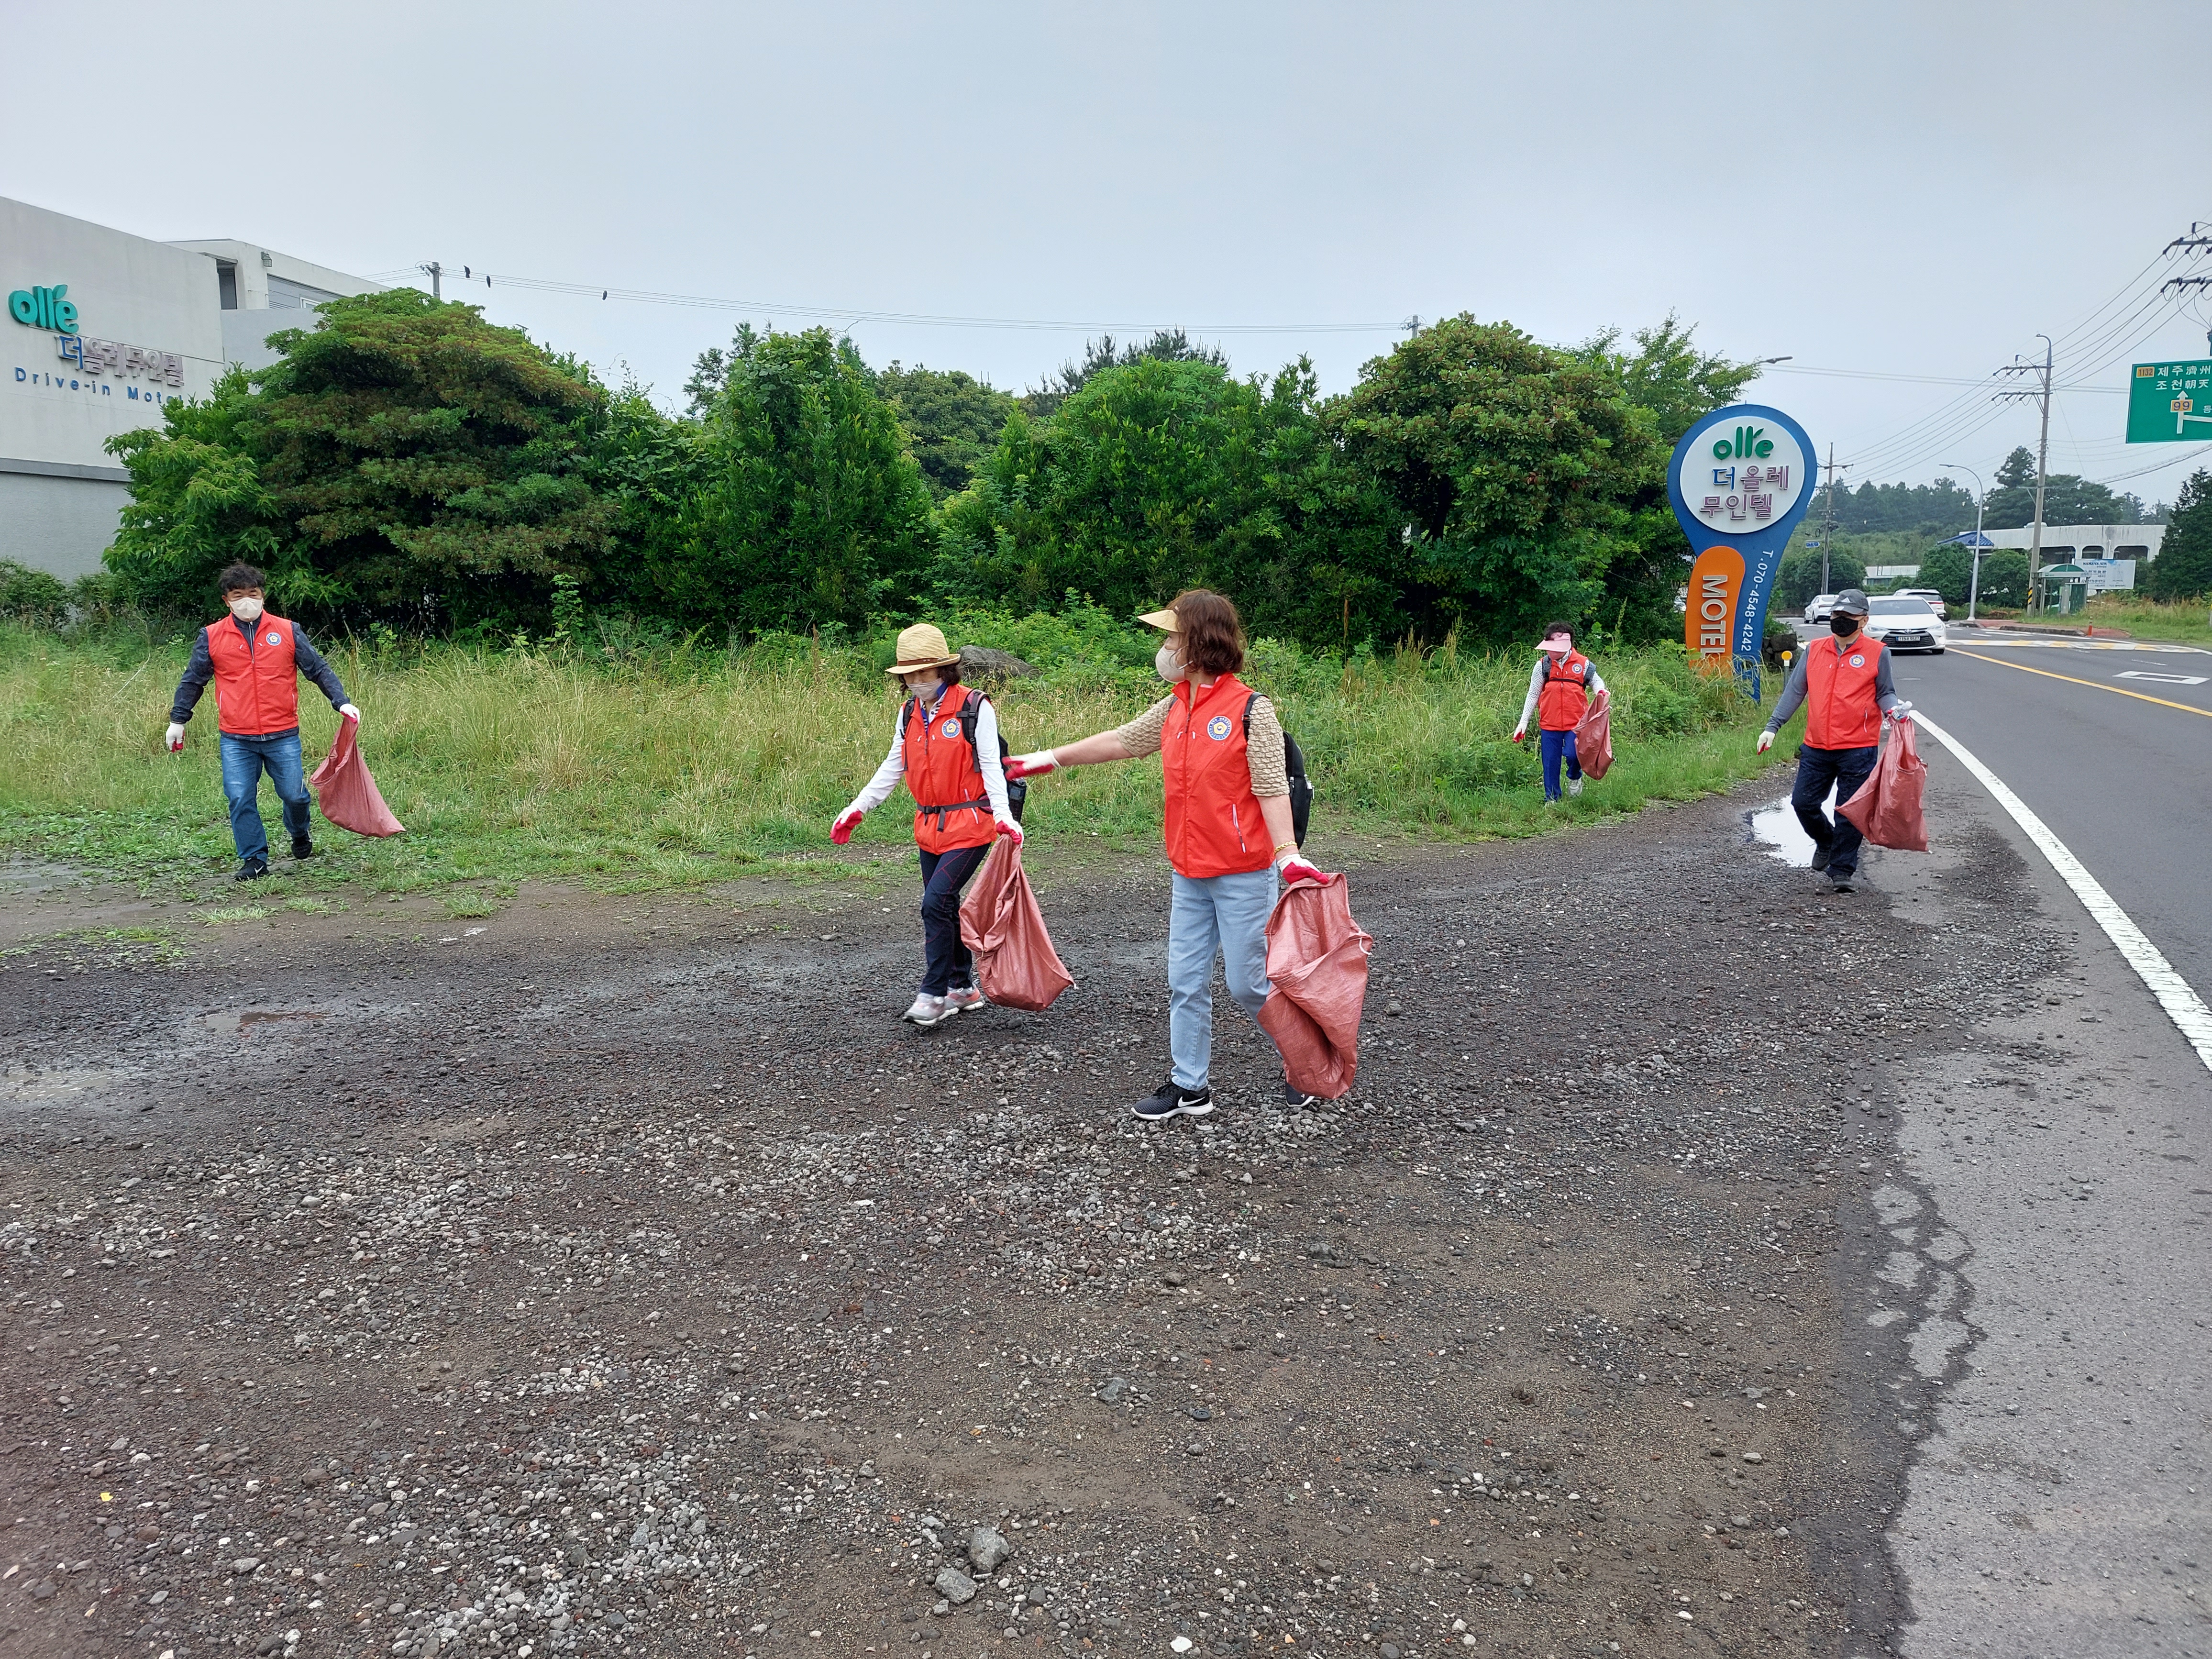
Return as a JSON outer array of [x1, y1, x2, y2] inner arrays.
[[1949, 649, 2212, 718]]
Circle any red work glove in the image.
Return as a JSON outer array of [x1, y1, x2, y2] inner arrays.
[[994, 813, 1024, 847], [1003, 750, 1059, 780], [830, 808, 863, 845], [1278, 855, 1333, 886]]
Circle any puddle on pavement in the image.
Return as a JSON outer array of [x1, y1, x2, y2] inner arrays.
[[202, 1009, 331, 1034], [1746, 791, 1838, 868]]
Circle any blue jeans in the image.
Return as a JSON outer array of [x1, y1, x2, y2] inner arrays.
[[917, 842, 990, 995], [1539, 728, 1581, 801], [219, 730, 312, 863], [1167, 867, 1279, 1092], [1792, 743, 1879, 878]]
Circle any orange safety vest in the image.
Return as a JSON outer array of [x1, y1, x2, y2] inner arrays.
[[902, 685, 995, 854], [1536, 651, 1593, 732], [205, 614, 302, 736], [1804, 634, 1886, 750], [1161, 674, 1274, 880]]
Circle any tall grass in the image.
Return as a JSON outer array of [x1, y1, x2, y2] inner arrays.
[[0, 622, 1796, 899]]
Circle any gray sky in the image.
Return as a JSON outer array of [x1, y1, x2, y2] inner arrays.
[[14, 0, 2210, 504]]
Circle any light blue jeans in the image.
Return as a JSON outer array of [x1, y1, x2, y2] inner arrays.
[[1168, 867, 1278, 1092], [219, 730, 312, 862]]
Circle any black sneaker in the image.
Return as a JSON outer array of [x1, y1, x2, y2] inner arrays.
[[1131, 1079, 1213, 1121], [1283, 1078, 1322, 1109], [291, 836, 315, 859], [234, 857, 270, 883], [1828, 873, 1857, 894], [1810, 844, 1832, 873]]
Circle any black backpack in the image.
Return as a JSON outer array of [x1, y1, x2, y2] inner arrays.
[[1243, 693, 1312, 848], [902, 691, 1027, 823]]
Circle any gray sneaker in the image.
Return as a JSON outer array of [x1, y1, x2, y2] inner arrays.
[[1568, 776, 1584, 797], [901, 993, 953, 1028]]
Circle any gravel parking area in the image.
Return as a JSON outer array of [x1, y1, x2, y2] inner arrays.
[[0, 787, 2064, 1659]]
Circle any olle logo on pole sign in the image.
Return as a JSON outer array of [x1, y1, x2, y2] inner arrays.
[[1666, 404, 1817, 666]]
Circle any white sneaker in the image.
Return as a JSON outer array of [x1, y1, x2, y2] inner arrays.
[[901, 993, 952, 1027], [943, 985, 987, 1014], [1568, 776, 1584, 797]]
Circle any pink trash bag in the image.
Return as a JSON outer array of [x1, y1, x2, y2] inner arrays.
[[1574, 686, 1614, 780], [1837, 716, 1929, 853], [958, 839, 1074, 1012], [1255, 874, 1374, 1101], [309, 713, 406, 838]]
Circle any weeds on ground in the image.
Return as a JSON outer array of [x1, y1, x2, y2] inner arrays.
[[0, 619, 1800, 899]]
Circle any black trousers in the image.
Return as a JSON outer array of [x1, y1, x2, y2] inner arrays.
[[1791, 743, 1879, 878], [917, 842, 991, 995]]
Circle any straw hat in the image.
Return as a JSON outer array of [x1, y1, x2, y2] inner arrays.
[[884, 621, 962, 675]]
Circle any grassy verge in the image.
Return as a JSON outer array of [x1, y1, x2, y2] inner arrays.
[[0, 622, 1801, 904], [2073, 594, 2212, 646]]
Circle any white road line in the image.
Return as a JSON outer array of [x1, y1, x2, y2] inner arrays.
[[1913, 711, 2212, 1075]]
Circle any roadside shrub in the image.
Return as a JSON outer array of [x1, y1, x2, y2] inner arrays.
[[0, 561, 68, 627]]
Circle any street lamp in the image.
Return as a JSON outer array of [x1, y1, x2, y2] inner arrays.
[[1941, 462, 1987, 623]]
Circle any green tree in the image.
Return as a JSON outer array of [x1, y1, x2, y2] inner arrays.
[[1775, 545, 1866, 613], [878, 364, 1017, 498], [2144, 469, 2212, 600], [1019, 330, 1230, 420], [1330, 316, 1660, 645], [646, 327, 934, 635], [1575, 316, 1764, 641], [106, 290, 617, 630], [1981, 445, 2144, 530]]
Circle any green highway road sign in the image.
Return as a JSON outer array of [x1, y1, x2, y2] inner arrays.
[[2129, 359, 2212, 442]]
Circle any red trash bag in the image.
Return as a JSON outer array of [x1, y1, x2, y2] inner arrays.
[[958, 839, 1074, 1012], [1837, 716, 1928, 852], [309, 713, 406, 838], [1574, 687, 1614, 781], [1255, 874, 1374, 1101]]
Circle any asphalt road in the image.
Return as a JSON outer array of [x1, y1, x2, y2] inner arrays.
[[1791, 622, 2212, 1008]]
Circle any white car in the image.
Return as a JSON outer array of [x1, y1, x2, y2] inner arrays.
[[1897, 587, 1949, 619], [1804, 593, 1839, 624], [1864, 595, 1947, 654]]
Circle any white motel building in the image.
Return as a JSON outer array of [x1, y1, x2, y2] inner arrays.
[[3, 195, 384, 581]]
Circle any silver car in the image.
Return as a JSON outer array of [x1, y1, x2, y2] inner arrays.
[[1897, 586, 1949, 619]]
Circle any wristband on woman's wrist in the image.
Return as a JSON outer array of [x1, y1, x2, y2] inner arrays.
[[1272, 842, 1298, 860]]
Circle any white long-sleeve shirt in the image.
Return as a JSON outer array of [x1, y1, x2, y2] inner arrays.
[[848, 689, 1012, 819], [1517, 654, 1607, 732]]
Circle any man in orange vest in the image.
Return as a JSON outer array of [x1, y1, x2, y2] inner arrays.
[[1756, 589, 1909, 894], [165, 564, 359, 882], [1512, 621, 1607, 802]]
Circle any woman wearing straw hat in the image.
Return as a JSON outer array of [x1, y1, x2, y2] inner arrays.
[[832, 622, 1022, 1027], [1005, 590, 1329, 1119]]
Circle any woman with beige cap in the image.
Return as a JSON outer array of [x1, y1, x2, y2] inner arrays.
[[1005, 590, 1329, 1119], [832, 622, 1022, 1026]]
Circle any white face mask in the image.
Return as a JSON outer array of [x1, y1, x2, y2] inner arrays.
[[229, 596, 265, 623], [1154, 641, 1185, 683], [903, 673, 942, 699]]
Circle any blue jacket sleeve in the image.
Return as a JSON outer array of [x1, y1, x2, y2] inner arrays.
[[169, 628, 214, 724], [292, 627, 350, 711]]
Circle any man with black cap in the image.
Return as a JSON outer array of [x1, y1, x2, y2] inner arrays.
[[1756, 588, 1910, 894]]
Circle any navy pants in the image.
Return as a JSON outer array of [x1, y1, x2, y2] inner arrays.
[[1792, 743, 1879, 878], [917, 842, 990, 995], [219, 730, 312, 862], [1539, 728, 1581, 801]]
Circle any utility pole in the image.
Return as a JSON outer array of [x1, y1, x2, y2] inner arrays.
[[1997, 333, 2054, 612], [420, 261, 442, 301], [1815, 444, 1849, 598]]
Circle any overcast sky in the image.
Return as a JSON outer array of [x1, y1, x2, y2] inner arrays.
[[12, 0, 2209, 504]]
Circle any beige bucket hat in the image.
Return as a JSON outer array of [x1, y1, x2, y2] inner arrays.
[[884, 622, 963, 675]]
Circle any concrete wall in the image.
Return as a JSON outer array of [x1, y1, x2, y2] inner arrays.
[[167, 240, 384, 315], [0, 465, 130, 581], [1982, 523, 2166, 563]]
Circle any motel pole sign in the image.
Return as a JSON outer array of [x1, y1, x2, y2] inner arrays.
[[1666, 403, 1818, 684]]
